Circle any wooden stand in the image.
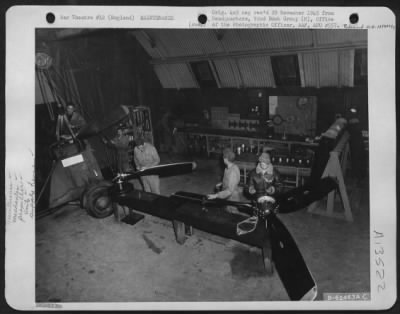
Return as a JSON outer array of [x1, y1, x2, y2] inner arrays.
[[172, 220, 193, 244], [308, 131, 353, 222], [113, 203, 145, 225]]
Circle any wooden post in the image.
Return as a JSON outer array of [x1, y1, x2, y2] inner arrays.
[[113, 203, 128, 222], [173, 220, 187, 244], [262, 244, 274, 275]]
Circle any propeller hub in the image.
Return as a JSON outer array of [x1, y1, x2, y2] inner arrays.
[[110, 180, 134, 195], [256, 195, 277, 219]]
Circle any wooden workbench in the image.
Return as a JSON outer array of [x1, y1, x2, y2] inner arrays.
[[177, 127, 318, 157]]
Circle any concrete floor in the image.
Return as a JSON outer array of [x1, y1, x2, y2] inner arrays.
[[36, 154, 370, 304]]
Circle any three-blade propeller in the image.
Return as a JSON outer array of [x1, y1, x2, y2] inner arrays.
[[172, 177, 337, 301], [102, 153, 337, 300]]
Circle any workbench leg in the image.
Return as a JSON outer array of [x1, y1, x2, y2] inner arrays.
[[326, 191, 335, 216], [185, 225, 193, 236], [331, 154, 353, 222], [341, 143, 350, 174], [336, 168, 353, 222], [206, 136, 210, 157], [308, 201, 318, 213], [173, 220, 187, 245]]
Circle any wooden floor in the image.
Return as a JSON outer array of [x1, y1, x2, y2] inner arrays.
[[35, 154, 370, 307]]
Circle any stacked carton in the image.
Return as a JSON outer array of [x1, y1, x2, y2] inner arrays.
[[211, 107, 229, 129]]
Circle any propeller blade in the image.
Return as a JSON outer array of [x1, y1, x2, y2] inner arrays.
[[275, 177, 337, 214], [268, 214, 317, 301], [75, 122, 102, 139], [121, 162, 197, 181], [172, 191, 254, 215], [76, 105, 129, 140], [174, 191, 253, 208]]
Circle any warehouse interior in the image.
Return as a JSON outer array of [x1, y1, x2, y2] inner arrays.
[[35, 28, 370, 303]]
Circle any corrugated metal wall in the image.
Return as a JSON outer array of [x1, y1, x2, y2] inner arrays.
[[300, 52, 320, 88], [315, 29, 366, 46], [133, 29, 366, 89], [213, 58, 240, 88], [338, 50, 355, 87], [135, 29, 224, 59], [216, 29, 314, 52], [154, 63, 198, 89], [236, 56, 275, 88], [319, 51, 339, 87]]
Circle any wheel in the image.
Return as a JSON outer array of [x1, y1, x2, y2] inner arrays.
[[82, 181, 114, 218]]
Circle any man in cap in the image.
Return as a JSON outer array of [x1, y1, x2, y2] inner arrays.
[[207, 148, 242, 214], [246, 152, 281, 199], [133, 136, 161, 194], [57, 103, 86, 140], [109, 124, 133, 172], [64, 103, 86, 135]]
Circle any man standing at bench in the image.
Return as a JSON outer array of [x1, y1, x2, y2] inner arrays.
[[207, 148, 241, 214], [133, 136, 161, 194]]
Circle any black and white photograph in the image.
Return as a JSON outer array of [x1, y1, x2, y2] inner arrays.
[[5, 5, 397, 311]]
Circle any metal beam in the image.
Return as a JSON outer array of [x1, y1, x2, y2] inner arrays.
[[149, 42, 367, 65]]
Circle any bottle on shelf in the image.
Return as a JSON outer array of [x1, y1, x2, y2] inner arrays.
[[266, 120, 274, 138]]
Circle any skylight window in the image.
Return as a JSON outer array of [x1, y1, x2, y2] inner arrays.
[[271, 54, 301, 87], [190, 61, 218, 88]]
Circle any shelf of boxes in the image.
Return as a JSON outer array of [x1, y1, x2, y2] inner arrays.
[[181, 133, 208, 155], [207, 135, 232, 155]]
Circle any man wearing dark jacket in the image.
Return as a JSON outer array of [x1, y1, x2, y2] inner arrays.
[[246, 152, 281, 199], [244, 152, 280, 274]]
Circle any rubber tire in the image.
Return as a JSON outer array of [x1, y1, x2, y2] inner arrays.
[[81, 180, 112, 209], [83, 181, 114, 218]]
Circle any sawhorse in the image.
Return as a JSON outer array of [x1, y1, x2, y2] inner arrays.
[[308, 131, 353, 222]]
